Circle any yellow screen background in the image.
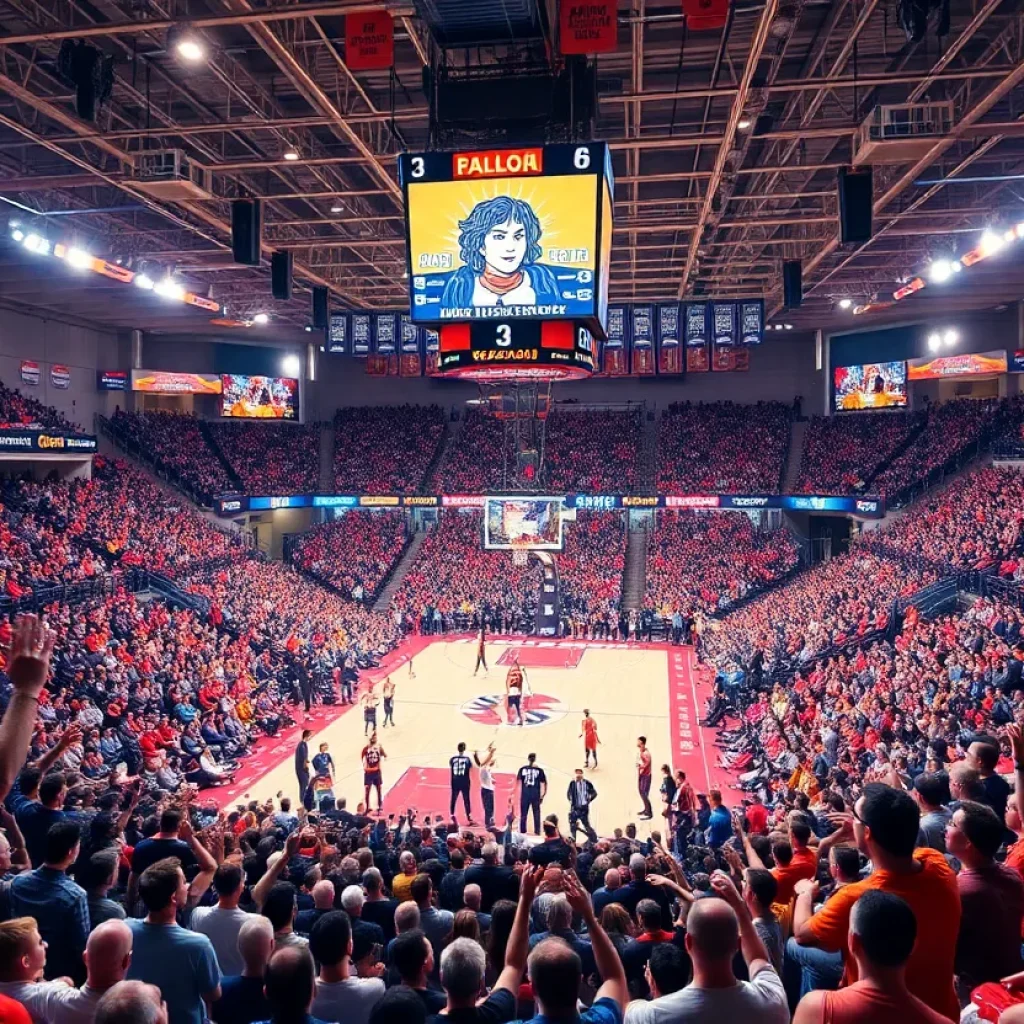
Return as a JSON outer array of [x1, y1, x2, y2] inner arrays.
[[407, 174, 599, 274]]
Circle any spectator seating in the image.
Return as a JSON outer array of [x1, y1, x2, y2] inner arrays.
[[208, 421, 320, 495]]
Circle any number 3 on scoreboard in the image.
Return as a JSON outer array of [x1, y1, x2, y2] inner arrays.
[[410, 156, 425, 178], [495, 324, 512, 347]]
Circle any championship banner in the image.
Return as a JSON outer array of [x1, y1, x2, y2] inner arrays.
[[559, 0, 618, 54], [740, 300, 764, 345], [351, 314, 372, 356], [907, 349, 1007, 380], [374, 313, 398, 354], [684, 302, 709, 373], [657, 302, 683, 375], [50, 364, 70, 389], [20, 360, 39, 386], [601, 305, 628, 376], [345, 9, 394, 70], [712, 302, 737, 346], [400, 315, 422, 376], [712, 343, 736, 372], [630, 305, 655, 376], [733, 348, 750, 372], [131, 370, 222, 394], [328, 313, 348, 354]]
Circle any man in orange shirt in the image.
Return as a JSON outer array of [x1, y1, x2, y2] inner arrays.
[[738, 814, 818, 906], [790, 783, 960, 1022]]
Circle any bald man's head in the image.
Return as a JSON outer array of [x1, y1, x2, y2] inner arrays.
[[528, 938, 581, 1017], [312, 879, 335, 910], [84, 919, 133, 990], [237, 915, 274, 975], [686, 898, 740, 965], [604, 868, 621, 890], [94, 981, 167, 1024]]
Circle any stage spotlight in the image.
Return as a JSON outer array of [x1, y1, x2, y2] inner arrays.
[[176, 37, 205, 62], [927, 332, 941, 352], [943, 328, 959, 347], [65, 247, 93, 269], [281, 354, 301, 377], [951, 260, 962, 273], [927, 259, 952, 284], [980, 229, 1005, 257], [838, 298, 852, 310], [10, 229, 23, 242], [253, 312, 269, 325], [154, 277, 185, 300], [134, 273, 154, 290], [784, 323, 793, 330]]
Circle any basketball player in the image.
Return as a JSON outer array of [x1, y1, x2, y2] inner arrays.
[[505, 654, 525, 726], [449, 742, 475, 824], [636, 735, 653, 819], [295, 729, 312, 809], [580, 709, 600, 767], [473, 623, 488, 676], [362, 685, 379, 737], [361, 731, 387, 812], [516, 753, 547, 834], [382, 677, 396, 728], [473, 743, 497, 828]]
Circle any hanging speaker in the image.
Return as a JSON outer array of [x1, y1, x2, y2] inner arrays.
[[839, 167, 873, 244], [271, 251, 293, 301], [783, 260, 803, 309], [312, 286, 329, 329], [231, 199, 262, 266]]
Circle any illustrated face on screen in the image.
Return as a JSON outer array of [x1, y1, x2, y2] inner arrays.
[[481, 218, 528, 275]]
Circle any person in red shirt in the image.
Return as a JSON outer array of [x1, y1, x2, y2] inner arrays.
[[580, 710, 600, 768], [793, 890, 950, 1024], [744, 793, 769, 836]]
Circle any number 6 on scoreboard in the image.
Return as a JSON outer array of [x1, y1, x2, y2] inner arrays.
[[573, 146, 591, 170], [496, 324, 512, 347]]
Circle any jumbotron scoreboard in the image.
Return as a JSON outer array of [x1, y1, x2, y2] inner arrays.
[[399, 142, 614, 379]]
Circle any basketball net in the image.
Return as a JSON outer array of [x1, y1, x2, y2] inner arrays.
[[511, 544, 529, 568]]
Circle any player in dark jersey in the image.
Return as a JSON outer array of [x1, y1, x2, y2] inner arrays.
[[505, 656, 525, 726], [449, 741, 476, 824], [516, 753, 547, 834], [361, 731, 387, 812], [473, 624, 488, 676]]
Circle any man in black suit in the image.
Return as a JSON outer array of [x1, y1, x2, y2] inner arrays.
[[567, 768, 598, 843], [295, 729, 312, 809], [464, 841, 517, 912]]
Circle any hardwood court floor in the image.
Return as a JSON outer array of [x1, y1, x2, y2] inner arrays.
[[231, 636, 725, 839]]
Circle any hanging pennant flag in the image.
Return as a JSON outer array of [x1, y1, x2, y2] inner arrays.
[[682, 0, 729, 31], [559, 0, 618, 54], [345, 10, 394, 71]]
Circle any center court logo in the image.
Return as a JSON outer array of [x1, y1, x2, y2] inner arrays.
[[459, 693, 568, 728]]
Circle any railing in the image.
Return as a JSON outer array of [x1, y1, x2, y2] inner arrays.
[[0, 569, 150, 614]]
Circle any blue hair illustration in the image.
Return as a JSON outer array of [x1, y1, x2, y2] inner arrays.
[[457, 196, 543, 274]]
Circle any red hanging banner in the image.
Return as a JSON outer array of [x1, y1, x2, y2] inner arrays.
[[345, 10, 394, 70], [559, 0, 618, 55], [682, 0, 729, 30]]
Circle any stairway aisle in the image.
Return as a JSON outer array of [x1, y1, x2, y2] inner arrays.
[[622, 524, 648, 610], [373, 529, 429, 611], [319, 422, 335, 492], [640, 411, 659, 490], [781, 419, 808, 493]]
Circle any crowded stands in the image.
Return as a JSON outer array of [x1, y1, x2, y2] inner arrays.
[[334, 405, 447, 494], [645, 512, 800, 621], [290, 512, 409, 603], [0, 381, 79, 433], [657, 401, 791, 494], [208, 422, 320, 495], [545, 410, 643, 493], [795, 412, 922, 495], [557, 511, 626, 634]]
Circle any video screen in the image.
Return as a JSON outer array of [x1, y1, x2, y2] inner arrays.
[[132, 370, 222, 395], [220, 375, 299, 419], [833, 361, 908, 411], [484, 496, 563, 550], [908, 350, 1007, 380], [405, 175, 600, 324]]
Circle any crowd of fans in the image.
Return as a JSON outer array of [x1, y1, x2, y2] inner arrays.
[[334, 406, 447, 494], [645, 513, 800, 622], [657, 402, 791, 495], [390, 512, 542, 634], [290, 513, 409, 603], [544, 411, 642, 494], [558, 511, 626, 633], [795, 412, 921, 495], [429, 411, 505, 494], [108, 411, 234, 505], [209, 423, 320, 496], [0, 381, 79, 432]]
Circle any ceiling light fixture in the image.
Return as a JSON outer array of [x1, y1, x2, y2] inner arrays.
[[10, 228, 23, 242], [283, 149, 300, 162], [65, 247, 93, 270], [927, 259, 952, 284], [253, 312, 269, 325], [281, 354, 301, 377], [176, 37, 205, 62], [838, 298, 852, 310], [737, 118, 752, 130], [154, 277, 185, 301], [134, 273, 154, 290], [980, 229, 1005, 257], [943, 328, 959, 347], [330, 205, 344, 214], [927, 332, 941, 352]]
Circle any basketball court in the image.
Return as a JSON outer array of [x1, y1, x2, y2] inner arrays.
[[218, 636, 734, 839]]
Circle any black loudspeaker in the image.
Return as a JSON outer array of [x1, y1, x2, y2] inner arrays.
[[271, 251, 293, 301], [783, 260, 803, 309], [312, 286, 329, 329], [231, 199, 262, 266], [839, 167, 873, 244]]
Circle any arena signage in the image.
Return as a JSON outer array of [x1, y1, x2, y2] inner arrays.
[[215, 491, 886, 519], [0, 430, 97, 453]]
